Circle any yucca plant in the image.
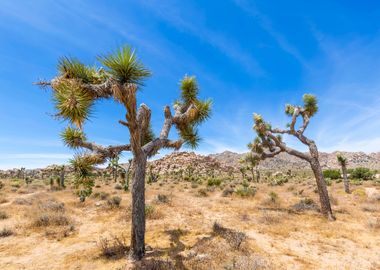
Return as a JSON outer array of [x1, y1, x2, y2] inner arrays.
[[337, 154, 350, 193], [248, 94, 335, 221], [36, 45, 211, 260]]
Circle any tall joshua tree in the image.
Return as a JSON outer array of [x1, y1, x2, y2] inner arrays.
[[337, 154, 349, 193], [249, 94, 335, 220], [36, 46, 211, 260]]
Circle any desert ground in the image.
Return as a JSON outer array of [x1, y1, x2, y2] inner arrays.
[[0, 175, 379, 270]]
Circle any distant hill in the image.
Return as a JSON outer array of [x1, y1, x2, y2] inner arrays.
[[209, 150, 380, 171]]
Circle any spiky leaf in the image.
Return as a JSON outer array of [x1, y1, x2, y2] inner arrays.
[[61, 127, 86, 149], [53, 79, 94, 128], [303, 94, 318, 117], [98, 46, 151, 85]]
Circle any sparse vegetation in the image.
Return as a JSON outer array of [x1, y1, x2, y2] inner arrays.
[[0, 227, 13, 238]]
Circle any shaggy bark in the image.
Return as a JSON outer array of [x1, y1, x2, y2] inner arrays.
[[251, 102, 335, 220], [342, 164, 350, 193]]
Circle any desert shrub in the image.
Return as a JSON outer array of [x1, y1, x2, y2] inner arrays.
[[323, 169, 341, 180], [258, 211, 281, 225], [155, 194, 170, 204], [207, 178, 222, 187], [197, 188, 208, 197], [191, 182, 198, 189], [367, 218, 380, 230], [114, 183, 123, 190], [0, 210, 8, 220], [0, 181, 4, 190], [212, 222, 247, 249], [98, 235, 129, 259], [222, 187, 234, 197], [11, 180, 21, 188], [325, 178, 332, 186], [13, 197, 33, 205], [0, 228, 13, 237], [38, 199, 65, 212], [107, 196, 122, 208], [292, 198, 319, 212], [351, 179, 363, 185], [224, 254, 270, 270], [350, 167, 374, 180], [92, 191, 110, 200], [34, 213, 70, 227], [268, 191, 278, 203], [235, 182, 256, 197], [268, 177, 288, 186], [145, 204, 162, 219]]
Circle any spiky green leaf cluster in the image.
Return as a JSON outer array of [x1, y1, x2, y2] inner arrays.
[[142, 124, 155, 146], [58, 57, 103, 84], [180, 76, 199, 103], [179, 126, 200, 149], [303, 94, 318, 117], [337, 154, 347, 166], [61, 127, 86, 149], [285, 104, 295, 116], [176, 76, 211, 150], [53, 80, 94, 128], [253, 113, 269, 136], [248, 136, 264, 154], [98, 46, 151, 85], [244, 152, 260, 166]]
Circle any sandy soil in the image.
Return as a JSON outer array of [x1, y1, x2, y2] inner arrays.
[[0, 178, 379, 270]]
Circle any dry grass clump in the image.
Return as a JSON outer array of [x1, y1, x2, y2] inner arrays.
[[0, 227, 14, 237], [13, 197, 33, 205], [362, 204, 379, 213], [31, 199, 71, 228], [197, 188, 208, 197], [145, 204, 163, 220], [106, 196, 122, 208], [258, 211, 281, 225], [291, 197, 319, 212], [132, 258, 176, 270], [212, 222, 247, 249], [367, 218, 380, 230], [224, 254, 272, 270], [92, 191, 110, 200], [0, 210, 9, 220], [154, 194, 171, 204], [98, 234, 129, 260]]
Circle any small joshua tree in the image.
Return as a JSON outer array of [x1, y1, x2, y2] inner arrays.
[[249, 94, 335, 220], [337, 154, 349, 193], [108, 156, 120, 182], [243, 153, 260, 182], [36, 45, 211, 260]]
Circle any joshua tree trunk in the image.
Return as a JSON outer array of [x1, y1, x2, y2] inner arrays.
[[130, 153, 147, 260], [59, 168, 65, 188], [256, 168, 260, 183], [310, 158, 334, 220], [342, 165, 350, 193]]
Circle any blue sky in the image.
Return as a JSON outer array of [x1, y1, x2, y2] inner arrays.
[[1, 0, 380, 169]]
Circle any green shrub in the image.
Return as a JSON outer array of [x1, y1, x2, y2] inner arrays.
[[325, 178, 332, 186], [268, 191, 278, 203], [235, 185, 256, 197], [207, 178, 222, 187], [323, 169, 341, 180], [349, 167, 374, 180]]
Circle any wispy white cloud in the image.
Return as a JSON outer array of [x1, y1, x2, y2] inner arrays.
[[139, 0, 265, 76], [232, 0, 308, 67]]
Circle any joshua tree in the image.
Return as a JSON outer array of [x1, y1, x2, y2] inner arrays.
[[249, 94, 335, 220], [108, 156, 120, 182], [36, 45, 211, 260], [337, 154, 349, 193], [243, 153, 260, 182]]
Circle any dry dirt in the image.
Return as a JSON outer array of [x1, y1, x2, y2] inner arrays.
[[0, 179, 379, 270]]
